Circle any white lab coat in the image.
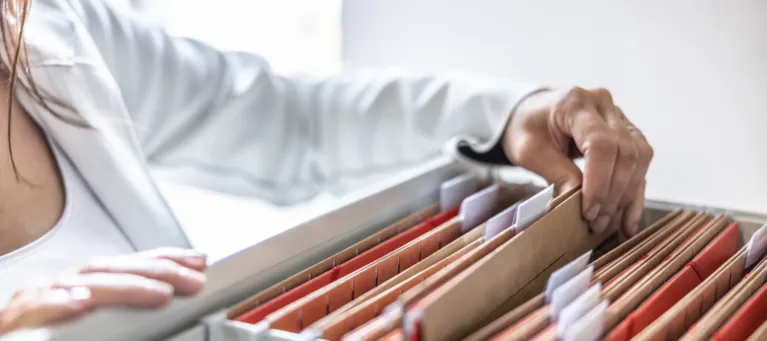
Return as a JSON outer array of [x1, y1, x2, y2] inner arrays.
[[14, 0, 542, 251]]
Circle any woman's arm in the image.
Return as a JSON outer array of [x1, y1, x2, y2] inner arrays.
[[65, 0, 542, 205], [64, 1, 653, 233]]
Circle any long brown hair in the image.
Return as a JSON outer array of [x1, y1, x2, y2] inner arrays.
[[1, 0, 86, 182], [1, 0, 32, 181]]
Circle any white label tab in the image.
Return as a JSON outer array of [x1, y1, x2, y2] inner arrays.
[[563, 301, 608, 341], [545, 251, 592, 303], [551, 266, 593, 321], [460, 184, 500, 233], [440, 174, 479, 211], [746, 223, 767, 269], [513, 185, 554, 233], [558, 284, 602, 339], [484, 202, 520, 241]]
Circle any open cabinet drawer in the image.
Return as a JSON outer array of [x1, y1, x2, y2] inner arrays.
[[38, 158, 767, 341]]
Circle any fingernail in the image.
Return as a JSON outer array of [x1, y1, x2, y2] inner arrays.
[[179, 267, 207, 283], [626, 224, 639, 237], [186, 255, 207, 268], [585, 204, 601, 221], [67, 287, 91, 309], [68, 287, 91, 302], [593, 215, 610, 233], [145, 281, 174, 296], [48, 289, 73, 305]]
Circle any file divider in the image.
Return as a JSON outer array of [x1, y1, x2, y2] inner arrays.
[[43, 159, 767, 341]]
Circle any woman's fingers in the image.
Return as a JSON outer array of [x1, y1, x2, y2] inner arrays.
[[0, 248, 208, 335], [54, 273, 174, 309], [557, 88, 650, 233], [555, 88, 620, 230], [135, 247, 208, 272], [0, 287, 92, 334], [592, 96, 639, 232], [511, 87, 652, 232], [79, 256, 206, 297], [623, 180, 647, 237], [614, 108, 654, 232]]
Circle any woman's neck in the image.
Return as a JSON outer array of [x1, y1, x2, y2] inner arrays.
[[0, 85, 65, 256]]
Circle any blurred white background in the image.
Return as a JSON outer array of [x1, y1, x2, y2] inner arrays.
[[342, 0, 767, 216], [111, 0, 767, 260]]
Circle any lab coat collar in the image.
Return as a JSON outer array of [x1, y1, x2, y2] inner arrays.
[[11, 7, 192, 251]]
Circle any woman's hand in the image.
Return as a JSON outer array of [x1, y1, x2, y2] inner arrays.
[[504, 87, 653, 236], [0, 248, 207, 335]]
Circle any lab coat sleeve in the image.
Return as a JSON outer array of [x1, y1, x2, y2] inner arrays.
[[67, 0, 544, 205]]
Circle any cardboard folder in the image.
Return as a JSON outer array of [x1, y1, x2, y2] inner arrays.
[[325, 239, 479, 341], [592, 209, 683, 271], [344, 188, 579, 340], [520, 219, 732, 341], [339, 221, 540, 341], [264, 187, 527, 332], [595, 211, 706, 295], [391, 186, 579, 319], [593, 210, 695, 285], [635, 221, 767, 341], [234, 205, 460, 324], [403, 188, 613, 341], [337, 187, 550, 341], [746, 319, 767, 341], [680, 257, 767, 340], [464, 209, 683, 341], [397, 186, 576, 308], [605, 221, 739, 341], [306, 188, 532, 338], [227, 204, 440, 320], [711, 278, 767, 341], [634, 247, 750, 341], [309, 229, 484, 341], [489, 212, 716, 341], [600, 213, 711, 303], [603, 215, 729, 332]]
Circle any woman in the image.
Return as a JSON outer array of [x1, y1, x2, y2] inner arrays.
[[0, 0, 653, 334]]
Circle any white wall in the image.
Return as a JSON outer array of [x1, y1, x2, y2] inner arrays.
[[343, 0, 767, 214], [162, 0, 341, 74]]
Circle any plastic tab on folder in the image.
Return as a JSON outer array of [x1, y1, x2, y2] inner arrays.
[[558, 284, 601, 339], [404, 189, 612, 341], [551, 266, 593, 321], [545, 251, 592, 303], [563, 301, 607, 341], [460, 184, 500, 233], [440, 174, 478, 212], [484, 202, 519, 240], [745, 223, 767, 269], [513, 184, 554, 234]]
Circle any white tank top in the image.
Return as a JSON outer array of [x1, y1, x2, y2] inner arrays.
[[0, 139, 135, 306]]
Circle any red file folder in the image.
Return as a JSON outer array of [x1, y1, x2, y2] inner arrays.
[[605, 222, 740, 341], [236, 208, 459, 324], [711, 278, 767, 341]]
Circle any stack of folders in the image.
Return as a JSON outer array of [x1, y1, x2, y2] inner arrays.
[[221, 173, 767, 341]]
